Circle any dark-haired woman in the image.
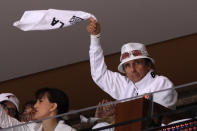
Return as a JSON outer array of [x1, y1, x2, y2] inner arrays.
[[0, 87, 76, 131]]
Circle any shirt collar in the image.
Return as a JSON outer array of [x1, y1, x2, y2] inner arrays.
[[134, 69, 156, 90]]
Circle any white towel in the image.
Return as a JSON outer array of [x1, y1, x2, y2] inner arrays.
[[13, 9, 97, 31]]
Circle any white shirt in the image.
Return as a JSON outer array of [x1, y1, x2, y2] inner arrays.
[[89, 34, 177, 109], [92, 122, 114, 131]]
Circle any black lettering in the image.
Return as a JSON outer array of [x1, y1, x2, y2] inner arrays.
[[59, 21, 64, 28], [51, 17, 59, 26], [69, 16, 84, 25]]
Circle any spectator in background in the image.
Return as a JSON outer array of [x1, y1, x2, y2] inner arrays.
[[0, 93, 19, 120], [0, 87, 76, 131], [86, 18, 178, 109], [77, 99, 115, 131], [94, 99, 115, 121], [19, 100, 35, 122], [92, 99, 115, 131]]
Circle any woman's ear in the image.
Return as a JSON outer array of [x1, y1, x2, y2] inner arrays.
[[49, 103, 57, 112]]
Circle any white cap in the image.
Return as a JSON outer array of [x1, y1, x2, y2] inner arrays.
[[0, 93, 19, 111], [118, 42, 154, 73]]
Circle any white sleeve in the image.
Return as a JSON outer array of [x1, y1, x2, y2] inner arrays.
[[152, 77, 178, 109], [92, 122, 114, 131], [0, 105, 30, 131], [89, 34, 135, 100]]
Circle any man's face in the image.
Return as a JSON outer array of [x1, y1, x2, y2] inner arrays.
[[2, 101, 17, 118], [123, 58, 151, 83]]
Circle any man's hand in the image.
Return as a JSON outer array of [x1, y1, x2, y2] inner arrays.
[[86, 18, 100, 35], [95, 99, 115, 118]]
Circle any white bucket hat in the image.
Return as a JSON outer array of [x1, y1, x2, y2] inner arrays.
[[118, 42, 154, 73], [0, 93, 19, 111]]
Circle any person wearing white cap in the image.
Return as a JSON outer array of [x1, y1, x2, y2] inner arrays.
[[0, 93, 19, 119], [86, 18, 178, 109]]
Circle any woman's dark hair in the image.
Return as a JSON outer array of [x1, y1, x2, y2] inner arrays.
[[35, 87, 69, 115]]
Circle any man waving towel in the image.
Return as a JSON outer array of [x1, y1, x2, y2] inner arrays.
[[13, 9, 97, 31]]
